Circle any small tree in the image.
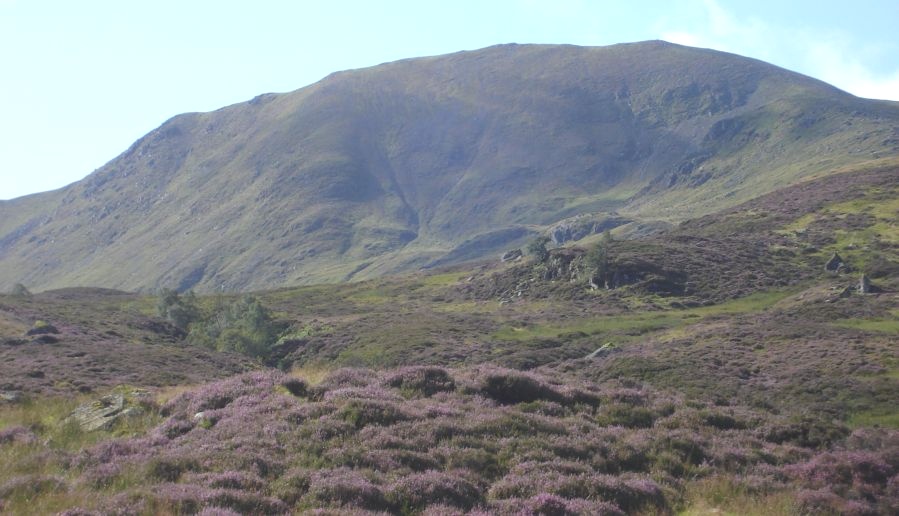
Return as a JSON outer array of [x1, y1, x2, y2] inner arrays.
[[157, 288, 200, 329], [586, 231, 613, 286], [527, 236, 551, 262]]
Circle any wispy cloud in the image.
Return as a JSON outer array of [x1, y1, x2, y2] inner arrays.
[[658, 0, 899, 101], [802, 37, 899, 100]]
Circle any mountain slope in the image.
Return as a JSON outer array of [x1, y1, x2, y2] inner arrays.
[[2, 41, 898, 292]]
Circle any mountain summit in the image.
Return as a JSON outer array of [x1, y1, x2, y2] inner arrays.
[[2, 41, 898, 292]]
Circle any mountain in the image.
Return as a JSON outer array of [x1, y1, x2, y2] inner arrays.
[[2, 41, 898, 292]]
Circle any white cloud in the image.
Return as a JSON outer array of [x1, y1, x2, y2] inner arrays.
[[660, 31, 703, 47], [656, 0, 899, 101], [802, 37, 899, 100]]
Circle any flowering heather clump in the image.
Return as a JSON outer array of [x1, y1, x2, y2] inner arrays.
[[386, 470, 482, 511], [0, 475, 67, 499], [302, 468, 388, 510], [148, 482, 288, 514], [3, 367, 896, 513], [0, 424, 36, 445], [795, 488, 877, 516], [167, 370, 281, 415], [357, 448, 440, 473], [467, 366, 566, 405], [56, 510, 101, 516], [384, 366, 456, 396], [186, 470, 266, 491], [154, 416, 196, 439], [337, 398, 410, 428], [195, 507, 243, 516], [315, 368, 380, 391], [492, 494, 626, 515], [80, 461, 122, 489], [785, 448, 898, 513], [323, 385, 403, 402]]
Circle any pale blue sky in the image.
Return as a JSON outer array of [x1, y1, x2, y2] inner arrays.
[[1, 0, 897, 200]]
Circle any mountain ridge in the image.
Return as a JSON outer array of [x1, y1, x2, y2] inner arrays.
[[2, 41, 898, 292]]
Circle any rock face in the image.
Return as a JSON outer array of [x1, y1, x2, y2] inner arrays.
[[824, 253, 846, 273], [26, 323, 59, 336], [541, 248, 586, 282], [501, 249, 523, 262], [0, 391, 24, 403], [858, 274, 871, 294], [65, 389, 150, 431], [549, 216, 628, 245]]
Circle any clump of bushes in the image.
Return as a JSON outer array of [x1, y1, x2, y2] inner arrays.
[[156, 290, 284, 359]]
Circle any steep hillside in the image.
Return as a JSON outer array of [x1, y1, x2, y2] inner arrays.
[[2, 41, 898, 292]]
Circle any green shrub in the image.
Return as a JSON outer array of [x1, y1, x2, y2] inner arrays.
[[185, 295, 284, 359], [596, 404, 656, 428], [527, 236, 551, 262], [156, 288, 200, 329]]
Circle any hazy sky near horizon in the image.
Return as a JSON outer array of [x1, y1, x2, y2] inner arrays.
[[1, 0, 897, 200]]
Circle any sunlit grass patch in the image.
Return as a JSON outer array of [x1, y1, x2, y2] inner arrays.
[[417, 271, 469, 287], [778, 184, 899, 272], [0, 485, 99, 516], [848, 408, 899, 429], [0, 391, 164, 514], [156, 383, 204, 405], [493, 311, 682, 342], [680, 476, 799, 516], [289, 363, 333, 386], [832, 309, 899, 334], [346, 286, 404, 306], [0, 311, 29, 336], [691, 289, 796, 315], [117, 295, 158, 317], [0, 396, 86, 436], [493, 289, 794, 342]]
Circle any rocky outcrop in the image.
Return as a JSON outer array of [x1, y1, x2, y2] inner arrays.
[[541, 248, 586, 282], [26, 322, 59, 336], [858, 274, 871, 294], [548, 215, 629, 245], [824, 252, 846, 273], [501, 249, 523, 262], [65, 389, 152, 431], [0, 391, 23, 403]]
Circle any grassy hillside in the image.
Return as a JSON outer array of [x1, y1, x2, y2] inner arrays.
[[1, 164, 896, 513], [2, 42, 898, 293]]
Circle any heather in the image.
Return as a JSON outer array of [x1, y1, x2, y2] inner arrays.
[[0, 165, 896, 514], [0, 288, 255, 397], [2, 367, 896, 514]]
